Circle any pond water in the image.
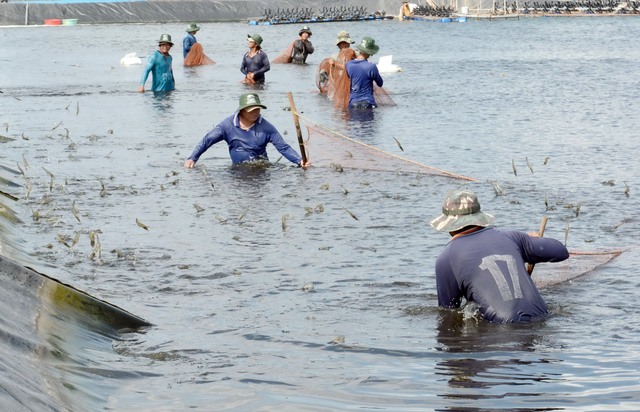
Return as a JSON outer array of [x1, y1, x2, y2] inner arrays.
[[1, 16, 639, 411]]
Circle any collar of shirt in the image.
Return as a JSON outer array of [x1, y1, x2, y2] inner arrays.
[[448, 226, 490, 243], [246, 49, 262, 57]]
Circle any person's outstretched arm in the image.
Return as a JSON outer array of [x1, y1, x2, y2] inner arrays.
[[184, 124, 225, 168]]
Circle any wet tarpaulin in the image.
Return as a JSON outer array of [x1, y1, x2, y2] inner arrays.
[[0, 253, 153, 410], [1, 254, 151, 330]]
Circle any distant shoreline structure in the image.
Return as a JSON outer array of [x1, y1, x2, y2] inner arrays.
[[0, 0, 394, 26], [1, 0, 637, 26]]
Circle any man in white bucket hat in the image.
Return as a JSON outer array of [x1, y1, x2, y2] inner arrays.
[[430, 188, 569, 323]]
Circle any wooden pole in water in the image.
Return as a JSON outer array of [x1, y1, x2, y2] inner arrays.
[[527, 216, 548, 275], [287, 92, 308, 165]]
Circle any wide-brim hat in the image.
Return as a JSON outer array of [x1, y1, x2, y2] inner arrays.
[[185, 23, 201, 33], [356, 37, 380, 56], [299, 26, 312, 36], [247, 34, 263, 46], [429, 189, 495, 232], [336, 30, 354, 46], [237, 93, 267, 112], [157, 34, 174, 46]]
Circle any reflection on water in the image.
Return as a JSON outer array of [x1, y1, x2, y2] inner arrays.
[[332, 107, 381, 141], [347, 107, 376, 123], [435, 309, 543, 353], [150, 91, 175, 112], [434, 310, 564, 409]]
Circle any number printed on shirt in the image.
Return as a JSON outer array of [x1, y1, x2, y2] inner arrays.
[[479, 254, 523, 301]]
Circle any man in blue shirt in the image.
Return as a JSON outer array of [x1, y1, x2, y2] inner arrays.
[[183, 22, 200, 59], [184, 93, 309, 168], [138, 34, 175, 92], [346, 37, 383, 109], [430, 189, 569, 323]]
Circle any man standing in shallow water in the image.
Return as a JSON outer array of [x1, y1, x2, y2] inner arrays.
[[184, 93, 309, 168], [183, 22, 200, 59], [346, 37, 383, 109], [241, 34, 270, 84], [291, 26, 314, 64], [138, 34, 175, 92], [430, 189, 569, 323]]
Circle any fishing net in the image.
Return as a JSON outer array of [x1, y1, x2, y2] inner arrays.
[[533, 250, 622, 289], [184, 43, 215, 67], [295, 115, 474, 179], [315, 54, 395, 110], [272, 42, 294, 64], [372, 86, 397, 107]]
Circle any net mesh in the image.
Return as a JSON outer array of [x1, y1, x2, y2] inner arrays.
[[184, 43, 215, 67], [533, 250, 622, 289], [272, 42, 295, 64], [316, 53, 395, 110], [297, 118, 475, 180]]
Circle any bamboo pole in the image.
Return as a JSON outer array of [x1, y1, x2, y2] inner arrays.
[[527, 216, 548, 275], [287, 92, 308, 165]]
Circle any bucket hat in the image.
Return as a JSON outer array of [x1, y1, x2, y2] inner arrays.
[[429, 189, 495, 232], [237, 93, 267, 112], [336, 30, 354, 46], [157, 34, 174, 46], [299, 26, 312, 36], [247, 34, 263, 46], [185, 22, 201, 33], [356, 37, 380, 56]]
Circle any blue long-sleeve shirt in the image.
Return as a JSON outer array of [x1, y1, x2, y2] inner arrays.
[[183, 33, 197, 58], [435, 227, 569, 323], [187, 113, 302, 165], [240, 50, 270, 83], [346, 59, 383, 106], [140, 50, 175, 92]]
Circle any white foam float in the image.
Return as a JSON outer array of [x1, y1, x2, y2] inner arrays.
[[377, 55, 401, 73], [120, 52, 142, 66]]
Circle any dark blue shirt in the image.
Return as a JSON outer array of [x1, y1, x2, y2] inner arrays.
[[240, 50, 270, 83], [183, 33, 197, 58], [345, 59, 383, 107], [435, 227, 569, 323], [187, 113, 302, 165]]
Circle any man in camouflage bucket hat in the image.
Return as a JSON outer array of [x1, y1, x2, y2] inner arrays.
[[430, 188, 569, 323], [430, 188, 495, 232]]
